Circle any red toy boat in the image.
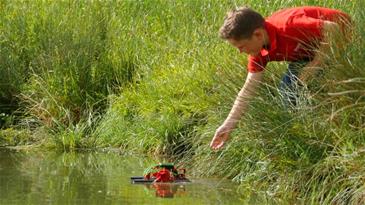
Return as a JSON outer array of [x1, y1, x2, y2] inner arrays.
[[131, 163, 190, 184]]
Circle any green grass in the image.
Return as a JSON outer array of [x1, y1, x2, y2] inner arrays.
[[0, 0, 364, 204]]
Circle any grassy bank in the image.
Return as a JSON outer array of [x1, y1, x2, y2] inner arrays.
[[1, 0, 364, 204]]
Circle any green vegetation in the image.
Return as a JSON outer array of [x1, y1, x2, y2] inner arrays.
[[0, 0, 364, 204]]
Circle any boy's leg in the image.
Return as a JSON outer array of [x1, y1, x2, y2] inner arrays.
[[279, 61, 309, 107]]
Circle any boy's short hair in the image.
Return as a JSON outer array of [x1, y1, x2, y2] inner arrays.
[[219, 7, 265, 40]]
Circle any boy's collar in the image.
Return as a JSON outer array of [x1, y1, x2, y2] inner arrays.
[[260, 21, 277, 56]]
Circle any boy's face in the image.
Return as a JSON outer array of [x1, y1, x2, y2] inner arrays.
[[227, 29, 266, 56]]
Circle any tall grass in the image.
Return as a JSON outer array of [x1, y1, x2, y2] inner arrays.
[[0, 0, 364, 203], [1, 1, 137, 146]]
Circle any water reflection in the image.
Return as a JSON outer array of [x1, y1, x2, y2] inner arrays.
[[144, 183, 187, 198]]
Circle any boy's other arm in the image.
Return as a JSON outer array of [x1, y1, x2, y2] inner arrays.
[[210, 71, 264, 150], [300, 21, 341, 82]]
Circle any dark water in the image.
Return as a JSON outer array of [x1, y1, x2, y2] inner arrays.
[[0, 148, 252, 205]]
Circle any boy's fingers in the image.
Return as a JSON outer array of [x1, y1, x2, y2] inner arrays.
[[214, 142, 224, 150], [210, 136, 221, 149], [210, 138, 220, 148], [210, 135, 226, 150]]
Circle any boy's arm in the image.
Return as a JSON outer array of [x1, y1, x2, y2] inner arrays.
[[300, 21, 341, 82], [210, 71, 264, 150]]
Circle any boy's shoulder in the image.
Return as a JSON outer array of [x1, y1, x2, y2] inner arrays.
[[265, 7, 307, 29], [266, 6, 347, 32], [267, 6, 345, 22], [268, 6, 335, 17]]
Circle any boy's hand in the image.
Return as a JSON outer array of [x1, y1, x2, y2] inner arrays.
[[210, 124, 233, 150]]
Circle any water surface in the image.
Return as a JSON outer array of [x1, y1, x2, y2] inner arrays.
[[0, 148, 251, 205]]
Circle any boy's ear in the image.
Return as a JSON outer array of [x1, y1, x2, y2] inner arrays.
[[253, 28, 264, 39]]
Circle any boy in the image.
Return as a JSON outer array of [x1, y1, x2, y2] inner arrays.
[[210, 6, 351, 150]]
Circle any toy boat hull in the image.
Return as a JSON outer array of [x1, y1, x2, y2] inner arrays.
[[131, 176, 191, 184]]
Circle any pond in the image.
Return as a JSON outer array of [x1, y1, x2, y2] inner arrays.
[[0, 148, 255, 205]]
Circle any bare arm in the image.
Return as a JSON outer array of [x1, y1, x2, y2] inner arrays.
[[210, 71, 264, 150], [223, 71, 264, 128]]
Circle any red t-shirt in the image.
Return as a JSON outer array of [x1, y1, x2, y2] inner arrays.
[[247, 6, 350, 73]]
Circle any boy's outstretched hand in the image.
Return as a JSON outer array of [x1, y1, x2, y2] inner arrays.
[[210, 124, 232, 150]]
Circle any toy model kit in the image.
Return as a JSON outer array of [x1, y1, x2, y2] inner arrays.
[[131, 163, 190, 183]]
